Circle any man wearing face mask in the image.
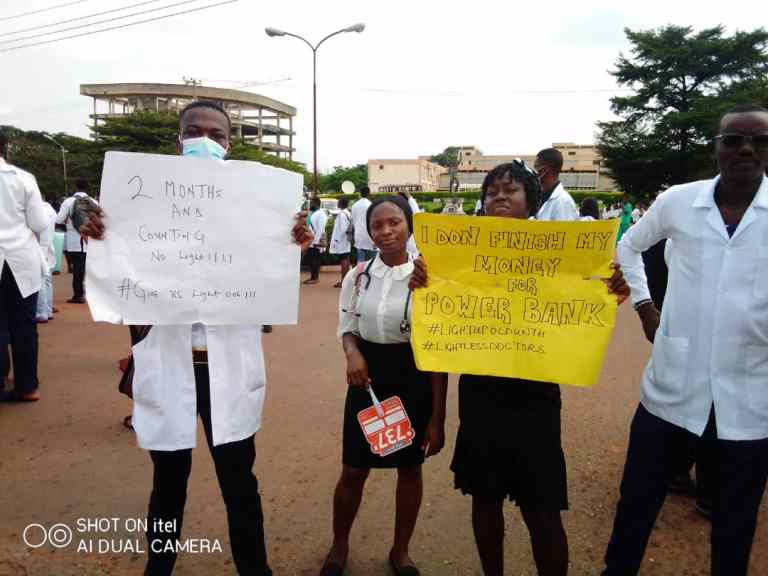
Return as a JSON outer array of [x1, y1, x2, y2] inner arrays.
[[80, 101, 313, 576], [533, 148, 579, 221]]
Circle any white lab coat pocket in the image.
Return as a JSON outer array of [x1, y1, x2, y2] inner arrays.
[[745, 345, 768, 416], [648, 334, 690, 403], [752, 246, 768, 299], [131, 334, 162, 410]]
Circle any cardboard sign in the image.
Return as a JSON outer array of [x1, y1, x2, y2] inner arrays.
[[412, 213, 621, 387], [87, 151, 303, 325], [357, 394, 415, 457]]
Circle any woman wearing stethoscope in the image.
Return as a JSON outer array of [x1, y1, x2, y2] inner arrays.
[[319, 195, 447, 576]]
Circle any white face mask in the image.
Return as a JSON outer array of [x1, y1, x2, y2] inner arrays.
[[181, 136, 227, 160]]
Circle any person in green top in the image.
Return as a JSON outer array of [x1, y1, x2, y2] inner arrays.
[[617, 196, 634, 241]]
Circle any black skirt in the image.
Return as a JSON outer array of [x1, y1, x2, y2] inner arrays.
[[450, 374, 568, 510], [342, 340, 433, 469]]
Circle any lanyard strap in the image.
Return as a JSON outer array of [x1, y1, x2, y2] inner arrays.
[[367, 386, 385, 417]]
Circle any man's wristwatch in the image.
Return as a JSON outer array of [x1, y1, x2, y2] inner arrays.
[[633, 299, 654, 312]]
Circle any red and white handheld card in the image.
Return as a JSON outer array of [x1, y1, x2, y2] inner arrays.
[[357, 387, 415, 457]]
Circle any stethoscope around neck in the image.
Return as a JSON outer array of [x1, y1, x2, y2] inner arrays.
[[342, 257, 413, 335]]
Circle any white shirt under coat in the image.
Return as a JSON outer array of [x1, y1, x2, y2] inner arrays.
[[338, 255, 414, 344], [56, 192, 97, 253], [350, 197, 375, 251], [38, 202, 57, 272], [536, 182, 579, 221], [330, 209, 352, 255], [0, 157, 48, 297], [131, 325, 267, 451], [617, 175, 768, 441]]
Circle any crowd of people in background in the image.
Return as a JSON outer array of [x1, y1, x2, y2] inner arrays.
[[2, 101, 768, 576]]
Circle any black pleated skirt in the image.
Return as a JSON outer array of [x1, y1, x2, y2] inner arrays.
[[342, 340, 432, 469]]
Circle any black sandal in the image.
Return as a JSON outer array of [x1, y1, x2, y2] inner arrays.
[[389, 556, 420, 576]]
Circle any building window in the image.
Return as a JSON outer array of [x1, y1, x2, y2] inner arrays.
[[593, 160, 601, 166], [568, 151, 576, 156]]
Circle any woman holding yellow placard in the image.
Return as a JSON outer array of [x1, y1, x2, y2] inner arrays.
[[410, 160, 629, 576], [319, 195, 448, 576]]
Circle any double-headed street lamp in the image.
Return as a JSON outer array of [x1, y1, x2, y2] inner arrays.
[[265, 23, 365, 197], [44, 133, 68, 194]]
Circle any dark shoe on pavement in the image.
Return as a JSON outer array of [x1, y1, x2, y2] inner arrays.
[[67, 297, 86, 303], [262, 325, 273, 333], [0, 390, 40, 402], [319, 547, 346, 576], [389, 553, 420, 576]]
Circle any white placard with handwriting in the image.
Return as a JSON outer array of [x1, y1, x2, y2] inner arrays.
[[86, 151, 303, 325]]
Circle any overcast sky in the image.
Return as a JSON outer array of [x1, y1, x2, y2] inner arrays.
[[0, 0, 763, 171]]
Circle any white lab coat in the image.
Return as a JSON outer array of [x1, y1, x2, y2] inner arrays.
[[309, 209, 328, 248], [536, 182, 579, 221], [618, 175, 768, 441], [330, 209, 352, 255], [406, 196, 420, 256], [131, 325, 266, 451], [0, 157, 48, 297], [351, 197, 375, 250]]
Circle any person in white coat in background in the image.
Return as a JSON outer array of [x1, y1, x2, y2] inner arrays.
[[0, 131, 48, 402], [56, 179, 96, 303], [80, 100, 313, 576], [35, 202, 57, 323], [351, 186, 376, 262], [330, 197, 352, 288], [534, 148, 579, 222]]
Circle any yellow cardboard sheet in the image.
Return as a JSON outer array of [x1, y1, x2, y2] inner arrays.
[[412, 213, 620, 387]]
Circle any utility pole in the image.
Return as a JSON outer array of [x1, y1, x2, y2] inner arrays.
[[183, 76, 202, 100]]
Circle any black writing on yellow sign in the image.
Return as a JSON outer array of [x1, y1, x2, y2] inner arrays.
[[523, 298, 606, 327], [489, 231, 566, 251], [474, 255, 561, 277], [421, 340, 546, 354], [138, 226, 206, 245], [424, 292, 513, 324], [164, 181, 223, 201], [507, 277, 538, 296], [575, 231, 613, 251], [419, 225, 480, 246]]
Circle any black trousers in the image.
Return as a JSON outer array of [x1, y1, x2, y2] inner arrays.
[[0, 263, 38, 393], [69, 251, 86, 299], [307, 246, 322, 280], [603, 404, 768, 576], [145, 364, 270, 576]]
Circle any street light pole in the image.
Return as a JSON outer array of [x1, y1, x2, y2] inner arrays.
[[44, 134, 68, 194], [265, 23, 365, 198]]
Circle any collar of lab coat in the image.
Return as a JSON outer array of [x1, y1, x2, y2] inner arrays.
[[692, 175, 768, 209], [693, 175, 768, 242], [369, 254, 414, 280]]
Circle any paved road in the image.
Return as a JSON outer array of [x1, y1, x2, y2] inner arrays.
[[0, 271, 765, 575]]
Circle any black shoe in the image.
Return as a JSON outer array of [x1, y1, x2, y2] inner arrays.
[[262, 325, 273, 333], [669, 473, 696, 496], [67, 297, 86, 304]]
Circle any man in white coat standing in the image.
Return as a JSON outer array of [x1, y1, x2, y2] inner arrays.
[[351, 185, 376, 262], [56, 179, 96, 303], [534, 148, 579, 221], [603, 104, 768, 576], [80, 101, 313, 576], [0, 131, 48, 402]]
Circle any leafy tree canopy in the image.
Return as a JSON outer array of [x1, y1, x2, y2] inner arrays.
[[596, 25, 768, 199]]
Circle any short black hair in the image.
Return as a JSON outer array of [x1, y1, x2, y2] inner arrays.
[[536, 148, 563, 174], [179, 100, 232, 134], [309, 196, 321, 210], [580, 197, 600, 219], [338, 197, 350, 209], [366, 194, 413, 237], [75, 178, 88, 191], [481, 160, 541, 216], [360, 185, 370, 198], [718, 103, 768, 131]]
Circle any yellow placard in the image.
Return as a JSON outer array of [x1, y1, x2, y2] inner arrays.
[[412, 213, 621, 387]]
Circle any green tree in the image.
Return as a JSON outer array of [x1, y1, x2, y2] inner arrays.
[[597, 25, 768, 198], [430, 146, 459, 168], [319, 164, 367, 193]]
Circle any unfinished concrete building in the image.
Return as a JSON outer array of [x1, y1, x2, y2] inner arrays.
[[80, 83, 296, 160]]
